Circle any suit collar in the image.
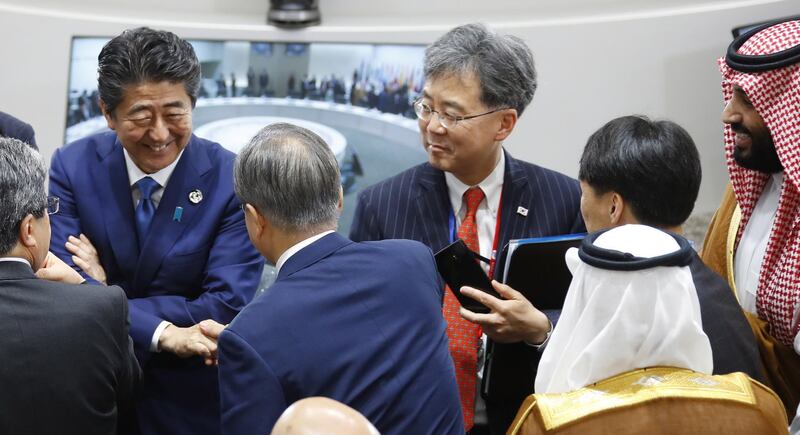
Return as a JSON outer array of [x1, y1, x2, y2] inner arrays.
[[277, 232, 351, 280], [413, 163, 452, 252], [0, 260, 36, 280]]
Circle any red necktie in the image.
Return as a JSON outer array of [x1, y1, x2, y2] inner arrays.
[[443, 186, 485, 430]]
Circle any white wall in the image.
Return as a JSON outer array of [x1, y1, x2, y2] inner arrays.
[[0, 0, 796, 214]]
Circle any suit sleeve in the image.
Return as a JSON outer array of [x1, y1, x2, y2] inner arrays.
[[111, 286, 142, 407], [126, 193, 264, 351], [349, 189, 383, 242], [48, 148, 101, 284], [218, 329, 286, 434]]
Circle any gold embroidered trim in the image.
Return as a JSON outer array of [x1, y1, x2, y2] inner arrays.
[[727, 203, 742, 298], [533, 367, 755, 431]]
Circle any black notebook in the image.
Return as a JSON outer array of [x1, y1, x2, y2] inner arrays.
[[498, 233, 585, 311]]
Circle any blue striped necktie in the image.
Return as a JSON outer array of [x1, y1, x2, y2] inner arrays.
[[134, 176, 160, 247]]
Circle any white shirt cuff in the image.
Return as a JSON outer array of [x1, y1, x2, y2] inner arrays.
[[150, 321, 172, 352], [524, 320, 553, 351]]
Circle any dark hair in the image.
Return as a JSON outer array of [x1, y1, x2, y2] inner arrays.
[[578, 115, 701, 227], [424, 23, 537, 116], [0, 138, 47, 255], [97, 27, 201, 116]]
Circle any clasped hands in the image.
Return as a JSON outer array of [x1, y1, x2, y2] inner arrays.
[[458, 280, 551, 345], [64, 233, 228, 364]]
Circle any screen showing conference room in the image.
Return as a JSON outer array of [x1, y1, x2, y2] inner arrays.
[[65, 37, 428, 239]]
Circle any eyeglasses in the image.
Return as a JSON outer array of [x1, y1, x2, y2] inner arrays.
[[46, 196, 59, 215], [413, 99, 508, 130]]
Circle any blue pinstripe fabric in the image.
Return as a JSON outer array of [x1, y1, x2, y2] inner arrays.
[[349, 149, 585, 433]]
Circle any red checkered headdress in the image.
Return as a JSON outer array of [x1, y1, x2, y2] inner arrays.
[[719, 18, 800, 346]]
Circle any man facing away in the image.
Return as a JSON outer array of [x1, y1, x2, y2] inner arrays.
[[216, 123, 463, 434], [576, 115, 762, 380], [349, 23, 584, 434], [508, 225, 787, 435], [702, 17, 800, 417], [0, 137, 140, 434]]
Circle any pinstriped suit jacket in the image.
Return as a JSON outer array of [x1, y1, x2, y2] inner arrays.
[[350, 150, 585, 434]]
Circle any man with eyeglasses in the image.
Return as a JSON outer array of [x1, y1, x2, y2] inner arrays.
[[350, 23, 584, 435], [0, 137, 140, 434]]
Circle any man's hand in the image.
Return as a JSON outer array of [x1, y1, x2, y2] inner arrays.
[[459, 280, 551, 344], [198, 320, 227, 366], [66, 234, 107, 284], [35, 251, 86, 285], [159, 323, 222, 366]]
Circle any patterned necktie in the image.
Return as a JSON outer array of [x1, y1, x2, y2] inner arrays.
[[134, 176, 160, 247], [443, 186, 485, 430]]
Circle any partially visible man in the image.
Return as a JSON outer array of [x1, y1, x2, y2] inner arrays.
[[349, 23, 583, 434], [48, 27, 264, 434], [577, 115, 762, 379], [0, 110, 37, 149], [508, 225, 787, 435], [217, 123, 463, 435], [270, 397, 380, 435], [701, 17, 800, 415], [0, 137, 140, 434]]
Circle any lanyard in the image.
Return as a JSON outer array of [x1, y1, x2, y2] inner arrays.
[[448, 190, 504, 278]]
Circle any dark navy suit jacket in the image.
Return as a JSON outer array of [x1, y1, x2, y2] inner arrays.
[[218, 233, 464, 435], [48, 131, 264, 435], [349, 151, 584, 434], [0, 111, 36, 149]]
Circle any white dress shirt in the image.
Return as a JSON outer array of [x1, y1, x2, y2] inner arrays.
[[123, 149, 185, 352], [444, 152, 505, 425], [275, 230, 336, 275]]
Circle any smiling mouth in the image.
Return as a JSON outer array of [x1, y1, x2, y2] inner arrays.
[[146, 143, 171, 153]]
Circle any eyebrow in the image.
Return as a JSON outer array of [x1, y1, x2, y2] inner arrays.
[[126, 100, 188, 115], [421, 90, 467, 113]]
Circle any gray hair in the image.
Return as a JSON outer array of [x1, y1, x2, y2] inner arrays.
[[234, 123, 341, 233], [0, 138, 47, 255], [425, 23, 537, 116]]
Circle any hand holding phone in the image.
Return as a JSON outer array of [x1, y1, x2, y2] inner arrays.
[[434, 239, 502, 314]]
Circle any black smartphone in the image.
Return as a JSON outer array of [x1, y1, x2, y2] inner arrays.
[[434, 239, 501, 314]]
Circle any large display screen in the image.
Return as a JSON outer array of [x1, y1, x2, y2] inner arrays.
[[66, 37, 429, 240]]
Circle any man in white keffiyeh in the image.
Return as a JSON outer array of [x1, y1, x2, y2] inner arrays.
[[702, 16, 800, 417]]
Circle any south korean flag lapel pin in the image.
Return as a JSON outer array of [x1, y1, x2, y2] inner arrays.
[[516, 206, 529, 217]]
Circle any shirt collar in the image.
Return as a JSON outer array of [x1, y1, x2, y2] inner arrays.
[[275, 230, 336, 274], [124, 148, 185, 188], [0, 257, 32, 268], [444, 151, 505, 216]]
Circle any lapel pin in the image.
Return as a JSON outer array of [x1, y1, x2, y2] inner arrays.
[[516, 206, 529, 217], [173, 206, 183, 222], [189, 189, 203, 204]]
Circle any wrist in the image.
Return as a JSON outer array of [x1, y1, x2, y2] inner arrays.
[[525, 312, 551, 344]]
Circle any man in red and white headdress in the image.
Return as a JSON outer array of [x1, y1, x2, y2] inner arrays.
[[702, 16, 800, 418]]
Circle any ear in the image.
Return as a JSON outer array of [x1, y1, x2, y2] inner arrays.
[[18, 214, 38, 249], [493, 108, 518, 142], [99, 100, 118, 131], [609, 192, 625, 225], [244, 204, 267, 238], [337, 186, 344, 213]]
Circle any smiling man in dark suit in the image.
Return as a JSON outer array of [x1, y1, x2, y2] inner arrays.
[[47, 27, 264, 435], [0, 137, 140, 434], [350, 23, 584, 435]]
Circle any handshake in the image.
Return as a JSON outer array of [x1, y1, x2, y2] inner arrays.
[[158, 320, 227, 366]]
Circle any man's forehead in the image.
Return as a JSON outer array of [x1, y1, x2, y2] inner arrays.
[[422, 73, 482, 109]]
